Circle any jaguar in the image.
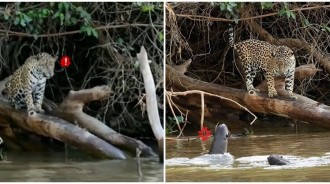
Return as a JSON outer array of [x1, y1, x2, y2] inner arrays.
[[5, 52, 57, 114], [229, 27, 297, 99]]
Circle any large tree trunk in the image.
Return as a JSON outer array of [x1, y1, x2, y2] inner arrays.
[[166, 65, 330, 129]]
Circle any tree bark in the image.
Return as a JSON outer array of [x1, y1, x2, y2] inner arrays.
[[166, 65, 330, 129]]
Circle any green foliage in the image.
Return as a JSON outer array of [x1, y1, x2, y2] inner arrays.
[[141, 4, 155, 12], [158, 31, 164, 42], [260, 2, 274, 10], [217, 2, 241, 23], [114, 37, 134, 52], [279, 2, 296, 20], [80, 25, 98, 37], [166, 116, 184, 135], [0, 2, 98, 39], [133, 2, 163, 13], [320, 24, 330, 32], [220, 2, 237, 13], [302, 18, 310, 27]]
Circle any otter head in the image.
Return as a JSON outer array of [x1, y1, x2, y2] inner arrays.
[[209, 124, 230, 154]]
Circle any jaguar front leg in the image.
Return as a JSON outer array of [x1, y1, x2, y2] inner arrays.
[[33, 80, 46, 113], [24, 91, 39, 114], [285, 69, 297, 100]]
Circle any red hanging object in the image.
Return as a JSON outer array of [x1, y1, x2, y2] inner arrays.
[[60, 55, 71, 68], [198, 126, 212, 142]]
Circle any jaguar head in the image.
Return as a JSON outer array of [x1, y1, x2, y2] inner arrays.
[[272, 46, 296, 74], [37, 53, 58, 79]]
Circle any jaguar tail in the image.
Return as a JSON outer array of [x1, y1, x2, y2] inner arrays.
[[228, 24, 235, 47]]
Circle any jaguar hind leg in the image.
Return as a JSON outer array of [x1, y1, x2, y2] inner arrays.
[[244, 67, 259, 94], [265, 72, 278, 98]]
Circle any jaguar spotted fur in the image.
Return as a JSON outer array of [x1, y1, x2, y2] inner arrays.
[[229, 27, 297, 100], [5, 52, 57, 114]]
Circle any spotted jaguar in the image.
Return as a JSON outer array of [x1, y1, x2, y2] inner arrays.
[[229, 28, 297, 100], [5, 52, 57, 114]]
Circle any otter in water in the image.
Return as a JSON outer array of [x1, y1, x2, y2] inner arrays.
[[181, 123, 233, 166], [209, 124, 230, 154], [209, 125, 290, 166], [267, 154, 290, 165]]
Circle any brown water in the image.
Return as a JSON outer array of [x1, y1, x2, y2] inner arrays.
[[0, 152, 163, 182], [166, 127, 330, 182]]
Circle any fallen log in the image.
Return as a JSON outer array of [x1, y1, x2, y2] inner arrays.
[[0, 83, 157, 159], [256, 64, 322, 97], [0, 101, 126, 159], [53, 85, 157, 157], [166, 65, 330, 129]]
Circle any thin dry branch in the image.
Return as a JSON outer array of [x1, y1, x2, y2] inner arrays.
[[174, 4, 330, 22], [167, 90, 257, 129], [0, 24, 162, 38], [166, 90, 184, 137]]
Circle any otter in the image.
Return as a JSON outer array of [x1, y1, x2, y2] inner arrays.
[[186, 124, 234, 165], [267, 154, 290, 165], [210, 125, 290, 166], [209, 124, 230, 154]]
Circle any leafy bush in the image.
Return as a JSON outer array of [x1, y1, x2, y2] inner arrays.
[[1, 2, 97, 39]]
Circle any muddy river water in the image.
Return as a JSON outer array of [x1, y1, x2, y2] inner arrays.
[[166, 126, 330, 182], [0, 152, 163, 182]]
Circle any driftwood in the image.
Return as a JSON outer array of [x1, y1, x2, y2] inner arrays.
[[0, 101, 126, 159], [166, 64, 330, 129], [53, 85, 156, 157], [0, 85, 157, 159], [137, 46, 164, 163]]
